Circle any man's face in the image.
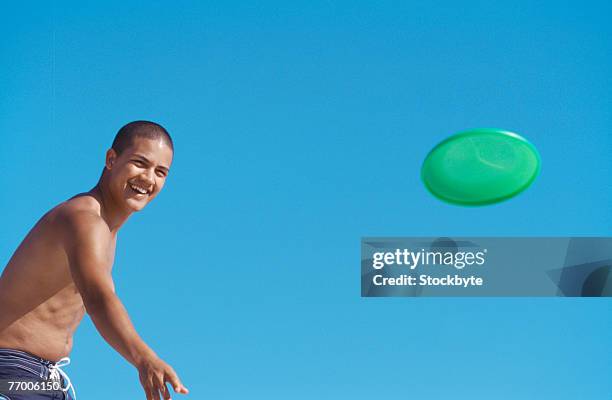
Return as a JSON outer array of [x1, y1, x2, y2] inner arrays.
[[105, 137, 173, 212]]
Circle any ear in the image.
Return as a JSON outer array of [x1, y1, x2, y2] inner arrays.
[[105, 149, 118, 170]]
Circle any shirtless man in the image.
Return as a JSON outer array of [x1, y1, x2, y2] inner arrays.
[[0, 121, 189, 400]]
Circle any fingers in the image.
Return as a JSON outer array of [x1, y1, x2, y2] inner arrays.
[[160, 382, 172, 400], [154, 374, 172, 400], [140, 359, 188, 399], [142, 377, 162, 400], [151, 379, 162, 400], [144, 383, 158, 400], [141, 376, 153, 400], [165, 369, 189, 394]]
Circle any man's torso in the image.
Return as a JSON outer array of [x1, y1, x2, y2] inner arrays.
[[0, 195, 115, 361]]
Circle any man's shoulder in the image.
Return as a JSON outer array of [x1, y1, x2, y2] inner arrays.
[[52, 195, 109, 238]]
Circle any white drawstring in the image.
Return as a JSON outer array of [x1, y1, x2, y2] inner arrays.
[[49, 357, 76, 400]]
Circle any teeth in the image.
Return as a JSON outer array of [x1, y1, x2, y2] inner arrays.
[[130, 184, 148, 194]]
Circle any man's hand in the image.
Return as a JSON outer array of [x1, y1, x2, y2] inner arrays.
[[138, 355, 189, 400]]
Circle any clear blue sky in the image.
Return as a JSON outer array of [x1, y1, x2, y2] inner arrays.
[[1, 1, 611, 399]]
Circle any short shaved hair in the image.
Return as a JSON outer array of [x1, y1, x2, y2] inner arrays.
[[111, 121, 173, 155]]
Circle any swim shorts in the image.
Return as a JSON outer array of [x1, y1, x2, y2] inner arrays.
[[0, 349, 75, 400]]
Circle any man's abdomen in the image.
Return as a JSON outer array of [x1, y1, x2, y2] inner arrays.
[[0, 288, 85, 362]]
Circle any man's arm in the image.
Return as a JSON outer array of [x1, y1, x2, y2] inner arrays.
[[63, 211, 188, 400]]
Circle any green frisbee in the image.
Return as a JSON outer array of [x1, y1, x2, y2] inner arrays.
[[421, 128, 541, 206]]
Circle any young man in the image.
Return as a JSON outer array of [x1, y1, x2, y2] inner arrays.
[[0, 121, 188, 400]]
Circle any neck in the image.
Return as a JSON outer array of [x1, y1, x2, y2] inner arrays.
[[89, 174, 132, 232]]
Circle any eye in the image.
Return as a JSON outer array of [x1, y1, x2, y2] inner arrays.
[[132, 159, 145, 167], [156, 170, 168, 178]]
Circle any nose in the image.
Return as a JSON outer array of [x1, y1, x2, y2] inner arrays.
[[141, 168, 155, 185]]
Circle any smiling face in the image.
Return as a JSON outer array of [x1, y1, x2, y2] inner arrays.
[[104, 136, 173, 212]]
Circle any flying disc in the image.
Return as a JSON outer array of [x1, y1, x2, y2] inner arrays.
[[421, 128, 541, 206]]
